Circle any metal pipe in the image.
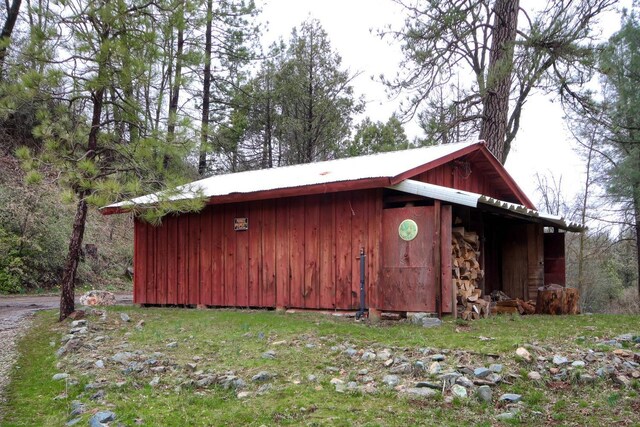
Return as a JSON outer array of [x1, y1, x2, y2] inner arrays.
[[356, 247, 366, 320]]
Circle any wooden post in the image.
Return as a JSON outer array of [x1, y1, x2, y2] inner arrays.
[[368, 307, 382, 323], [434, 200, 442, 317]]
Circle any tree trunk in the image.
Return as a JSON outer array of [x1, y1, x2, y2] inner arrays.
[[479, 0, 519, 164], [305, 30, 314, 163], [0, 0, 22, 79], [59, 82, 104, 320], [634, 193, 640, 297], [59, 194, 88, 320], [165, 1, 184, 168], [198, 0, 212, 176]]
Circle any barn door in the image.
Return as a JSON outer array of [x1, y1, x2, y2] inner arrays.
[[379, 206, 436, 312]]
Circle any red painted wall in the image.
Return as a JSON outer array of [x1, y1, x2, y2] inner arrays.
[[134, 189, 383, 310]]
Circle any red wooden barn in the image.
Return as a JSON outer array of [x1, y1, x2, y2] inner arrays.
[[102, 141, 581, 316]]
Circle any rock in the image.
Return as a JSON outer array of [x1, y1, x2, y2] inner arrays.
[[236, 391, 251, 399], [271, 340, 287, 346], [89, 411, 116, 427], [330, 378, 345, 392], [422, 318, 442, 328], [361, 351, 376, 361], [489, 363, 503, 373], [195, 375, 217, 388], [382, 375, 400, 387], [384, 359, 394, 368], [325, 366, 340, 373], [111, 352, 135, 364], [135, 320, 145, 330], [52, 373, 69, 381], [402, 387, 437, 398], [476, 385, 492, 403], [499, 393, 522, 403], [614, 375, 631, 387], [257, 384, 272, 395], [571, 360, 586, 368], [69, 327, 88, 335], [307, 374, 317, 382], [416, 381, 441, 390], [596, 365, 616, 377], [407, 312, 429, 325], [527, 371, 542, 381], [94, 360, 104, 369], [70, 400, 85, 416], [578, 374, 596, 383], [451, 384, 467, 398], [359, 376, 374, 383], [262, 350, 276, 359], [515, 347, 532, 362], [149, 376, 160, 387], [120, 313, 131, 322], [220, 376, 246, 390], [377, 349, 392, 360], [414, 361, 426, 371], [553, 355, 569, 365], [439, 372, 462, 386], [390, 363, 412, 374], [90, 389, 106, 401], [60, 334, 75, 344], [485, 373, 502, 384], [431, 354, 445, 361], [455, 376, 474, 388], [496, 412, 515, 421], [344, 348, 357, 357], [70, 319, 87, 327], [80, 290, 116, 307], [252, 371, 273, 382], [428, 362, 442, 375], [474, 367, 491, 378], [166, 342, 178, 348], [614, 333, 634, 342]]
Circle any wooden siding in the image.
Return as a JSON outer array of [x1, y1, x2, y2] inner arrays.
[[134, 189, 383, 309], [413, 159, 521, 204]]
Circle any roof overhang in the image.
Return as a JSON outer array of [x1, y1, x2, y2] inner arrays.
[[389, 179, 584, 232]]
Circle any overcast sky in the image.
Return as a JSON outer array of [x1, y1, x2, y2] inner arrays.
[[257, 0, 629, 209]]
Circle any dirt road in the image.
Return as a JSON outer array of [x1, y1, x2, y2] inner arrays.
[[0, 293, 133, 411]]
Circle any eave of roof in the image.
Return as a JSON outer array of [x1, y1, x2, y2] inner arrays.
[[389, 179, 584, 232]]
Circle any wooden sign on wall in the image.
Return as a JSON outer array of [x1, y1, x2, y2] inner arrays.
[[234, 217, 248, 231]]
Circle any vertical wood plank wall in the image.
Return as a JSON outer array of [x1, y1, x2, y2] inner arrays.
[[134, 189, 383, 310], [414, 162, 516, 202]]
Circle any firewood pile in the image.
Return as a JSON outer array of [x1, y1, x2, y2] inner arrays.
[[451, 227, 489, 320], [490, 291, 536, 315]]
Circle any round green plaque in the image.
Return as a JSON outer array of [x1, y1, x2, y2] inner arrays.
[[398, 219, 418, 241]]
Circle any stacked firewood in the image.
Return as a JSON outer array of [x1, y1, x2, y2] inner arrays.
[[452, 227, 489, 320], [490, 290, 536, 315]]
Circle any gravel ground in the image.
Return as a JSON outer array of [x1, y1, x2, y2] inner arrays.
[[0, 306, 35, 409], [0, 294, 132, 416]]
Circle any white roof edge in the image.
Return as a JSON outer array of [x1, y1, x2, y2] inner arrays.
[[389, 179, 585, 232], [388, 180, 481, 208]]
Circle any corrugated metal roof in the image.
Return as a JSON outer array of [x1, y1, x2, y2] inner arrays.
[[103, 141, 479, 210], [389, 179, 584, 232]]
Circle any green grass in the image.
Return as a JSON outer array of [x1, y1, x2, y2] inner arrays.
[[2, 309, 639, 426]]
